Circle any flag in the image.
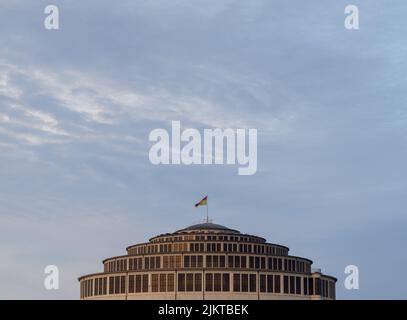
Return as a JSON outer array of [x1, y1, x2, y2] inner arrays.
[[195, 196, 208, 207]]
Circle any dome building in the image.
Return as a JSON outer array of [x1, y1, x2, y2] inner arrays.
[[79, 222, 336, 300]]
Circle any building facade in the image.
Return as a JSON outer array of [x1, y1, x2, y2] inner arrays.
[[79, 222, 336, 300]]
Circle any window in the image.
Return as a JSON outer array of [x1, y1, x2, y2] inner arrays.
[[213, 256, 219, 268], [241, 256, 247, 268], [260, 275, 266, 292], [84, 280, 87, 298], [163, 256, 169, 268], [249, 257, 254, 268], [268, 258, 273, 270], [186, 273, 194, 292], [214, 273, 222, 292], [128, 259, 133, 271], [160, 274, 167, 292], [330, 281, 336, 299], [249, 274, 256, 292], [184, 256, 190, 268], [220, 256, 225, 268], [325, 280, 329, 298], [103, 277, 107, 295], [283, 276, 289, 294], [167, 274, 175, 292], [131, 258, 138, 270], [296, 277, 301, 295], [152, 274, 158, 292], [275, 275, 281, 293], [235, 256, 240, 268], [315, 278, 321, 295], [222, 274, 230, 292], [308, 278, 314, 295], [303, 277, 308, 295], [206, 273, 213, 291], [94, 278, 99, 296], [206, 255, 212, 268], [267, 275, 273, 293], [233, 273, 240, 292], [228, 256, 233, 268], [260, 257, 265, 269], [290, 276, 295, 294], [129, 275, 135, 293], [135, 275, 142, 292], [83, 280, 88, 298], [191, 256, 196, 268], [114, 276, 120, 294], [178, 274, 185, 292], [198, 256, 203, 268], [176, 256, 182, 268], [142, 274, 148, 292], [241, 274, 248, 292], [195, 274, 202, 291], [255, 257, 260, 269], [89, 280, 93, 297]]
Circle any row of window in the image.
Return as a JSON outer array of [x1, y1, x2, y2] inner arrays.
[[104, 255, 311, 274], [129, 274, 149, 293], [80, 279, 93, 298], [81, 273, 335, 299], [163, 255, 182, 269], [176, 273, 231, 292], [94, 277, 107, 296], [150, 234, 264, 244], [128, 242, 287, 256], [151, 274, 175, 292], [109, 275, 126, 295]]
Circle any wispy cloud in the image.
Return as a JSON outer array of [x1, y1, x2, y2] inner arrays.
[[0, 58, 297, 149]]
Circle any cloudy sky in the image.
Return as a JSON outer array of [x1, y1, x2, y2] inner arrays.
[[0, 0, 406, 299]]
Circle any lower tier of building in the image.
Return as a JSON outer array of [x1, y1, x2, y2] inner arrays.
[[80, 270, 336, 300]]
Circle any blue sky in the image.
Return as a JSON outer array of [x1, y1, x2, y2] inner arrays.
[[0, 0, 406, 299]]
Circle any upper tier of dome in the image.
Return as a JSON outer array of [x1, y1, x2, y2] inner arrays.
[[175, 222, 240, 234]]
